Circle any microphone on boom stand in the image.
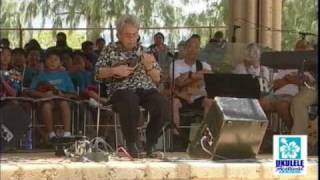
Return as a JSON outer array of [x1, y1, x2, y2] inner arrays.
[[231, 25, 241, 43]]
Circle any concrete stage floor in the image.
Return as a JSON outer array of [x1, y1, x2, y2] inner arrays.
[[0, 151, 318, 180]]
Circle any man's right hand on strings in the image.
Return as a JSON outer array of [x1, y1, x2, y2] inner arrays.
[[112, 65, 135, 79], [191, 70, 210, 80]]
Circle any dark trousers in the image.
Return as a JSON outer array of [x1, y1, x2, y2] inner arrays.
[[110, 88, 169, 146], [173, 97, 204, 151]]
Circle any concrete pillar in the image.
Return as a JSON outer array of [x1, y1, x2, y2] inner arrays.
[[245, 0, 258, 44], [229, 0, 282, 49], [272, 0, 282, 51], [229, 0, 246, 43], [259, 0, 273, 48]]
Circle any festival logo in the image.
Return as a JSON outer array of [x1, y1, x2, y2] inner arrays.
[[273, 135, 307, 175]]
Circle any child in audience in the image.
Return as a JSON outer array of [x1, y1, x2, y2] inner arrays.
[[11, 48, 27, 73], [24, 48, 43, 88], [69, 50, 107, 102], [29, 50, 75, 140], [0, 47, 22, 97], [60, 51, 73, 72], [69, 50, 92, 92]]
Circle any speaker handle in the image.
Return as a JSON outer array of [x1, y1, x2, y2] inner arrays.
[[1, 124, 14, 142], [200, 127, 214, 156]]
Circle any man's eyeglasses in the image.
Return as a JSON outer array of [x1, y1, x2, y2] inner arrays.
[[123, 32, 139, 38]]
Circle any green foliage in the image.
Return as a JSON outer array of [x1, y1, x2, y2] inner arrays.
[[2, 0, 317, 51], [36, 30, 86, 49], [282, 0, 317, 50], [1, 0, 226, 48]]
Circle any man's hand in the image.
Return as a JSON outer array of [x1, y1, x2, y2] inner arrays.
[[191, 69, 210, 80], [141, 53, 156, 70], [43, 91, 55, 98], [112, 65, 135, 78], [284, 73, 311, 85]]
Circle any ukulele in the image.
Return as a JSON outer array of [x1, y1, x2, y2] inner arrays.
[[110, 56, 141, 81], [36, 81, 60, 94], [174, 71, 206, 103]]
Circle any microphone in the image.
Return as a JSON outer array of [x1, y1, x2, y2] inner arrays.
[[234, 25, 241, 29], [231, 25, 241, 43], [298, 32, 317, 37], [167, 51, 175, 58]]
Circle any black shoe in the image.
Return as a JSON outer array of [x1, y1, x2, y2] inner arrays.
[[146, 145, 153, 157], [127, 143, 141, 158], [49, 136, 58, 144]]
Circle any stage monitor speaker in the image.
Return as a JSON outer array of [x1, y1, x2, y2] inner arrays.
[[0, 102, 31, 150], [188, 97, 268, 160]]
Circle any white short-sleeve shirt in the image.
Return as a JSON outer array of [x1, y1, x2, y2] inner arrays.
[[232, 63, 270, 81], [273, 69, 314, 96], [169, 59, 212, 101], [170, 59, 212, 79]]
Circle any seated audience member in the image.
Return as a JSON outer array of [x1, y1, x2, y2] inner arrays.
[[11, 48, 27, 73], [290, 41, 317, 135], [94, 38, 106, 56], [47, 32, 73, 55], [266, 41, 315, 130], [208, 31, 227, 48], [69, 51, 111, 139], [70, 51, 101, 99], [232, 43, 296, 126], [95, 15, 169, 157], [24, 39, 43, 52], [81, 40, 98, 69], [56, 32, 73, 52], [199, 31, 227, 71], [149, 32, 172, 93], [24, 47, 44, 88], [294, 38, 311, 51], [232, 43, 269, 81], [175, 40, 186, 59], [289, 74, 316, 134], [69, 51, 93, 92], [0, 38, 10, 48], [163, 40, 186, 97], [233, 42, 315, 131], [170, 34, 212, 136], [60, 51, 73, 71], [0, 47, 21, 97], [262, 68, 313, 129], [149, 32, 170, 62], [29, 50, 75, 141], [291, 79, 317, 155]]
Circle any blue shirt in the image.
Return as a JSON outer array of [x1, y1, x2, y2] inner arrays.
[[31, 70, 75, 93], [69, 71, 93, 91], [24, 67, 40, 88]]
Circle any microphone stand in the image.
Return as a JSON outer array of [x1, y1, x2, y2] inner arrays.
[[166, 51, 192, 151], [231, 25, 240, 43], [298, 59, 307, 87], [169, 51, 176, 152]]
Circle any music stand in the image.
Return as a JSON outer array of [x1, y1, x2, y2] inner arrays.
[[204, 73, 261, 99], [260, 50, 317, 70]]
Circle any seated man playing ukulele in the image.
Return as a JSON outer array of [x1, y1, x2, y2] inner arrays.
[[170, 34, 212, 138], [95, 15, 169, 158]]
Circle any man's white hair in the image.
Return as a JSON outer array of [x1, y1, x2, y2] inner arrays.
[[116, 15, 140, 34], [244, 43, 261, 62]]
